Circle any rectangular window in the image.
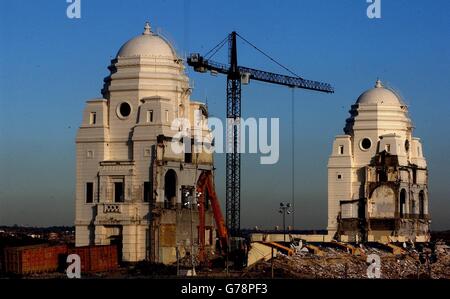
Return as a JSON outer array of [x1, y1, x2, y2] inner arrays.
[[86, 182, 94, 203], [90, 112, 96, 125], [146, 110, 153, 123], [143, 182, 151, 202], [165, 110, 169, 123], [114, 182, 124, 202], [385, 144, 391, 152], [185, 152, 192, 163], [87, 150, 93, 158], [341, 203, 353, 219], [338, 145, 344, 155], [337, 174, 342, 180]]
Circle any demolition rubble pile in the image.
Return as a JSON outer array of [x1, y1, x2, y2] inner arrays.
[[243, 242, 450, 279]]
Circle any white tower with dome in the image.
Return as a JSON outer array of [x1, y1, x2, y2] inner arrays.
[[327, 79, 430, 243], [75, 22, 216, 264]]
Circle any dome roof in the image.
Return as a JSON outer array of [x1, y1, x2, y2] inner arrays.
[[356, 79, 404, 105], [116, 22, 177, 58]]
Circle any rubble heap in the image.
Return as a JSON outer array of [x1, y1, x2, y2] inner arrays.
[[243, 243, 450, 279]]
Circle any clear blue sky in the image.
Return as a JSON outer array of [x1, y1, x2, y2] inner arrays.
[[0, 0, 449, 229]]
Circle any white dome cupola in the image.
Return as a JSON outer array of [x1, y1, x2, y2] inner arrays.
[[356, 79, 405, 106], [116, 22, 178, 59], [100, 21, 191, 143], [344, 79, 412, 137]]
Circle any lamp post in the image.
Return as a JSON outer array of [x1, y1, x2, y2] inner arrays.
[[279, 203, 293, 243], [184, 189, 201, 275]]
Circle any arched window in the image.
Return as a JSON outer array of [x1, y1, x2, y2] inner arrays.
[[164, 169, 177, 208], [419, 190, 425, 219], [399, 189, 406, 218]]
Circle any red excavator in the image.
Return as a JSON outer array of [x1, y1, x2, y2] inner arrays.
[[196, 170, 229, 262]]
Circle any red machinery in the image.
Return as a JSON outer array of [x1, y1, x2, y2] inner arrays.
[[196, 170, 228, 261]]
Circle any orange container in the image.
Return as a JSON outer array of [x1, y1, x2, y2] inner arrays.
[[4, 244, 67, 274], [68, 245, 118, 273]]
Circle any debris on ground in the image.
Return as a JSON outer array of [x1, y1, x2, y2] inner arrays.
[[242, 242, 450, 279]]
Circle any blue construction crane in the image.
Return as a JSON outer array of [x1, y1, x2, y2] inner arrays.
[[187, 31, 334, 238]]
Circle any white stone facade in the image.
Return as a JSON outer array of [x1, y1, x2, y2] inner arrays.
[[328, 80, 430, 243], [75, 22, 216, 263]]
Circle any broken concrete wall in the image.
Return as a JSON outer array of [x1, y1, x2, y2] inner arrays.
[[334, 151, 430, 243], [369, 185, 396, 218], [150, 208, 216, 265]]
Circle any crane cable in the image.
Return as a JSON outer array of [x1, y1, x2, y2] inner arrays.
[[236, 32, 304, 80], [202, 32, 301, 230], [291, 88, 295, 229], [204, 35, 229, 60], [237, 32, 299, 228]]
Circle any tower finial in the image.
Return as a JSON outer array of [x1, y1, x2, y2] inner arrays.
[[143, 21, 152, 35], [375, 78, 383, 88]]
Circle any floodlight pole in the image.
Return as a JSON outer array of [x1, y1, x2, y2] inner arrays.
[[279, 203, 293, 243]]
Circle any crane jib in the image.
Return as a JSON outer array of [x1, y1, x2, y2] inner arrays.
[[187, 54, 334, 93]]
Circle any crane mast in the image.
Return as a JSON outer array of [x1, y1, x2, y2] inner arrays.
[[226, 32, 241, 236]]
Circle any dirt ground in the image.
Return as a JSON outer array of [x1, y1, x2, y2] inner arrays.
[[242, 244, 450, 279]]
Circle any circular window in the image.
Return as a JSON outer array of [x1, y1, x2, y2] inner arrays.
[[117, 102, 132, 119], [360, 138, 372, 150], [405, 139, 410, 152]]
